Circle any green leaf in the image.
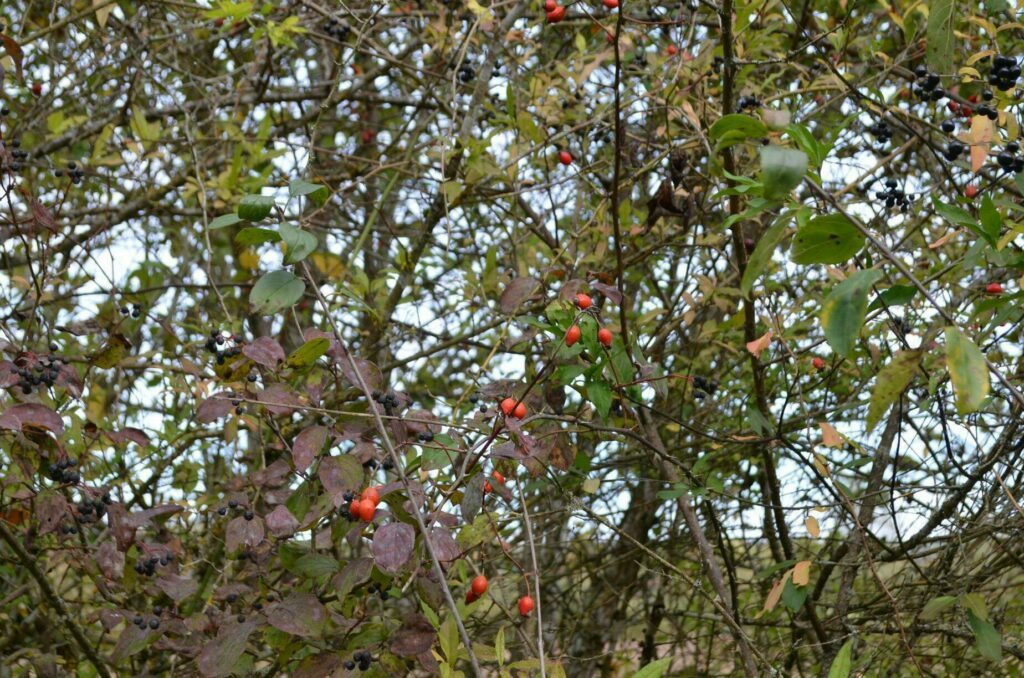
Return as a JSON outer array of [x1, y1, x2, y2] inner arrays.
[[250, 270, 305, 314], [588, 379, 613, 418], [709, 114, 768, 149], [944, 327, 990, 414], [790, 214, 864, 265], [237, 194, 275, 221], [961, 592, 989, 621], [786, 123, 829, 167], [631, 657, 672, 678], [279, 223, 318, 264], [968, 610, 1002, 661], [289, 179, 329, 207], [289, 553, 340, 579], [209, 213, 242, 230], [866, 350, 921, 431], [867, 284, 917, 312], [760, 146, 808, 200], [235, 227, 281, 246], [820, 269, 883, 357], [741, 214, 791, 296], [979, 195, 1001, 243], [926, 0, 955, 76], [781, 577, 808, 611], [287, 337, 330, 367], [933, 196, 992, 245], [919, 595, 957, 621], [827, 638, 853, 678]]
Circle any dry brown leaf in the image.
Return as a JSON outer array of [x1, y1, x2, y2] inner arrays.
[[793, 560, 811, 586], [928, 229, 961, 249], [762, 573, 789, 613], [819, 422, 843, 448], [746, 331, 773, 359]]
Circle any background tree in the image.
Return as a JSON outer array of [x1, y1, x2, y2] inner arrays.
[[1, 0, 1023, 675]]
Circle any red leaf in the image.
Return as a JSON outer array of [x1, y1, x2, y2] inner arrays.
[[292, 425, 328, 472], [318, 455, 363, 507], [265, 505, 299, 538], [0, 403, 64, 434], [196, 394, 232, 423], [225, 516, 265, 552], [197, 619, 257, 677], [1, 34, 23, 83], [97, 540, 124, 579], [156, 573, 198, 601], [258, 384, 301, 415], [499, 276, 541, 314], [265, 593, 327, 637], [427, 527, 460, 565], [242, 336, 285, 369], [590, 281, 623, 305], [372, 522, 416, 573], [391, 613, 436, 656], [106, 427, 150, 448]]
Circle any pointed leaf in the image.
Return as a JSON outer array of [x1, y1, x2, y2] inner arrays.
[[866, 350, 921, 431], [790, 214, 864, 265], [820, 269, 883, 357], [237, 194, 275, 221], [760, 146, 807, 200], [945, 327, 990, 414], [279, 223, 318, 264], [249, 270, 305, 314]]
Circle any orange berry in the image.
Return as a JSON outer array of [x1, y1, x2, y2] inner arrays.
[[513, 401, 527, 419], [483, 481, 493, 494], [812, 357, 825, 370], [500, 397, 516, 416], [492, 470, 506, 485], [565, 324, 581, 346], [666, 44, 678, 56], [575, 293, 592, 309], [357, 500, 376, 522], [558, 150, 573, 165], [518, 595, 535, 616], [471, 575, 488, 596], [603, 0, 619, 7], [598, 327, 613, 348], [361, 487, 380, 506], [965, 184, 979, 199], [546, 5, 565, 22], [349, 499, 362, 518]]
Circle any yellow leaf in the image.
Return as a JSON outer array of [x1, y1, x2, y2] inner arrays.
[[819, 422, 843, 448], [793, 560, 811, 586], [95, 0, 115, 28], [967, 50, 995, 65], [805, 516, 820, 538], [762, 573, 789, 613], [745, 330, 773, 359], [812, 453, 830, 477]]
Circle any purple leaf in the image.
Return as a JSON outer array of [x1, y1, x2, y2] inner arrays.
[[125, 504, 184, 529], [590, 281, 623, 304], [372, 522, 416, 573], [391, 613, 436, 656], [265, 505, 299, 538], [196, 394, 233, 423], [36, 492, 68, 535], [265, 593, 327, 637], [106, 427, 150, 448], [292, 425, 328, 472], [330, 557, 373, 598], [106, 504, 136, 551], [295, 653, 341, 678], [318, 455, 363, 507], [197, 619, 257, 677], [499, 276, 541, 314], [336, 350, 382, 391], [225, 516, 265, 552], [110, 622, 156, 664], [0, 361, 19, 387], [427, 527, 461, 565], [242, 336, 286, 369], [156, 573, 198, 601], [97, 540, 124, 579], [0, 403, 64, 434], [259, 384, 302, 415]]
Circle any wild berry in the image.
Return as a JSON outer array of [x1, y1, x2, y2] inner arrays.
[[471, 575, 489, 596], [598, 327, 613, 348], [575, 293, 592, 309], [518, 595, 535, 616], [986, 282, 1004, 294], [565, 324, 581, 346]]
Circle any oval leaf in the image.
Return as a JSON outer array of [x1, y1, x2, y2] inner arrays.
[[820, 269, 883, 357], [237, 194, 275, 221], [372, 522, 416, 573], [945, 327, 990, 415], [866, 350, 921, 431], [279, 223, 318, 264], [249, 270, 305, 314], [790, 214, 864, 265], [760, 146, 808, 200]]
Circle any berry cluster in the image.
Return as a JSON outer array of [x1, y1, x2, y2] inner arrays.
[[133, 551, 173, 577], [76, 493, 112, 525], [46, 458, 80, 484], [457, 64, 474, 83], [203, 330, 243, 365], [911, 66, 945, 100], [943, 140, 967, 162], [344, 651, 373, 672], [55, 161, 85, 185], [322, 17, 350, 41], [2, 139, 29, 172], [119, 302, 143, 319], [131, 613, 161, 631], [692, 376, 718, 400], [216, 498, 249, 516], [995, 142, 1024, 173], [987, 55, 1020, 91], [876, 178, 914, 213], [737, 95, 763, 111], [13, 348, 66, 395], [344, 487, 381, 522], [367, 581, 390, 600], [866, 120, 893, 145]]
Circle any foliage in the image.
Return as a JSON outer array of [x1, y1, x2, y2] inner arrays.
[[1, 0, 1024, 675]]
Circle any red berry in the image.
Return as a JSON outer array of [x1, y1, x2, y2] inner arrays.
[[603, 0, 619, 7], [969, 93, 979, 104], [513, 401, 527, 419], [361, 487, 380, 506], [965, 184, 979, 199], [598, 328, 613, 348], [962, 106, 973, 118], [544, 0, 557, 9], [31, 83, 42, 96], [471, 575, 488, 596], [483, 481, 493, 494], [812, 357, 825, 370], [214, 17, 225, 27], [465, 590, 480, 604], [500, 397, 516, 416], [947, 101, 960, 114], [492, 470, 506, 485], [361, 129, 376, 144], [565, 324, 581, 346], [349, 499, 362, 518], [558, 150, 572, 165], [357, 500, 376, 522], [666, 44, 678, 56], [518, 595, 535, 616], [546, 5, 565, 22], [986, 282, 1004, 295], [575, 293, 592, 309]]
